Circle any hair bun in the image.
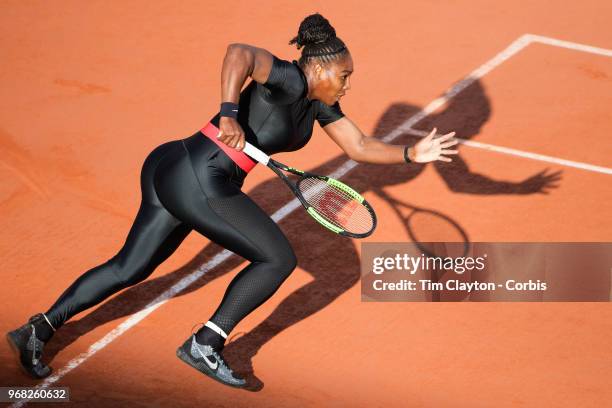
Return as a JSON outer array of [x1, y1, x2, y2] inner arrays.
[[289, 13, 336, 49]]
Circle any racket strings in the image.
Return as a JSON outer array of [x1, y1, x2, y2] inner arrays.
[[298, 178, 374, 234]]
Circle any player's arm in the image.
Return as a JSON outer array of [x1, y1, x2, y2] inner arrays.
[[217, 43, 274, 150], [322, 116, 412, 164], [221, 43, 274, 103], [323, 117, 458, 164]]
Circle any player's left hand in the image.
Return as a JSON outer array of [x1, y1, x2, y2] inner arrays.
[[411, 128, 459, 163]]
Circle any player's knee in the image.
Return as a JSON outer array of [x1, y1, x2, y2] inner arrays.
[[285, 249, 298, 272], [108, 255, 151, 287], [272, 247, 298, 278]]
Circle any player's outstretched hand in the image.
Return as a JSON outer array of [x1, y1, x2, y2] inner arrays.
[[412, 127, 459, 163]]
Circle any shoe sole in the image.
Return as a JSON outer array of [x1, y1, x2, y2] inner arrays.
[[6, 332, 52, 379], [176, 346, 247, 389]]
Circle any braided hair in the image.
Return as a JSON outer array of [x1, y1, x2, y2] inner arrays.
[[289, 13, 349, 67]]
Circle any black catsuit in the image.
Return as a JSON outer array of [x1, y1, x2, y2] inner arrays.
[[45, 56, 345, 336]]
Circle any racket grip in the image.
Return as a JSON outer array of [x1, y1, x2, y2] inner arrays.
[[243, 142, 270, 165]]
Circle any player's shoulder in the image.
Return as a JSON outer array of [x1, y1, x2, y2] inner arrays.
[[266, 55, 303, 84], [260, 55, 306, 104], [316, 100, 343, 114], [315, 100, 345, 127]]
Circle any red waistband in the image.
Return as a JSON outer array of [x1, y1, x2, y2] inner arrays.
[[200, 122, 257, 173]]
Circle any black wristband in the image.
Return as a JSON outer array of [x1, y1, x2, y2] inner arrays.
[[403, 145, 412, 163], [220, 102, 239, 119]]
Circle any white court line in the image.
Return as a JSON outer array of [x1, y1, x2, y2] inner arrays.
[[11, 33, 612, 407], [527, 34, 612, 57], [384, 33, 612, 175], [380, 34, 533, 143], [405, 128, 612, 175]]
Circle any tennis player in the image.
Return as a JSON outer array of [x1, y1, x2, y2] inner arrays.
[[7, 13, 458, 388]]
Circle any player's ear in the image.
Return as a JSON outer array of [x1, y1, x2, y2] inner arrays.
[[314, 62, 324, 79]]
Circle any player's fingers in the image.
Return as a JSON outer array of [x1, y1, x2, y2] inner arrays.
[[221, 131, 235, 144], [441, 149, 459, 155], [438, 156, 452, 162], [235, 135, 245, 151], [219, 131, 233, 145], [436, 133, 456, 142], [440, 140, 458, 148], [228, 133, 240, 148], [425, 127, 437, 140], [234, 133, 245, 149], [217, 130, 223, 139]]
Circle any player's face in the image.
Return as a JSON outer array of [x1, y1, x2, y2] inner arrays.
[[314, 53, 353, 106]]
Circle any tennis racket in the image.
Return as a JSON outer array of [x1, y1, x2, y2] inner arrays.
[[243, 142, 377, 238]]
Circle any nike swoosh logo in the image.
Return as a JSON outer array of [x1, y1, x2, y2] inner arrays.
[[231, 109, 238, 112], [195, 346, 218, 370]]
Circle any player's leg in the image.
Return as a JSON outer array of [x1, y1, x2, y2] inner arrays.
[[7, 141, 192, 378], [157, 143, 297, 387]]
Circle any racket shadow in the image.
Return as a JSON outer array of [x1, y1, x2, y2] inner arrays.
[[373, 187, 470, 257]]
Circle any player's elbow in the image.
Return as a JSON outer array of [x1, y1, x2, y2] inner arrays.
[[225, 43, 255, 74], [348, 138, 368, 163], [349, 150, 366, 163], [227, 43, 244, 51], [226, 43, 250, 57]]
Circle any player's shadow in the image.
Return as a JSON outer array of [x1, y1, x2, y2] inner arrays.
[[42, 79, 561, 390]]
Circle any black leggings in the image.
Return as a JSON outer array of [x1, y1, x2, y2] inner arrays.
[[45, 132, 297, 336]]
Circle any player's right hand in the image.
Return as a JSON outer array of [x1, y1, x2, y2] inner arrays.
[[218, 116, 245, 151]]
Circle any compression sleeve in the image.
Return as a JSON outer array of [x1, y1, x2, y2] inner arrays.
[[316, 101, 345, 127], [259, 55, 305, 105]]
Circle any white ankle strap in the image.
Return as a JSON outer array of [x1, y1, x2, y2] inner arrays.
[[204, 321, 228, 339]]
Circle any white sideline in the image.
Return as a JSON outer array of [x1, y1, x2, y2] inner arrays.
[[405, 128, 612, 175], [11, 33, 612, 407]]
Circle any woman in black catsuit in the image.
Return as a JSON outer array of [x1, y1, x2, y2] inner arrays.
[[7, 13, 458, 387]]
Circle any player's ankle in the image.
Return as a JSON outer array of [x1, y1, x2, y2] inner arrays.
[[195, 325, 225, 352]]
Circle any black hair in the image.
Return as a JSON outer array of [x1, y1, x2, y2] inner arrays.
[[289, 13, 349, 67]]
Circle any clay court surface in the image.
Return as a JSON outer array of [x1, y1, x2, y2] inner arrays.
[[1, 1, 611, 407]]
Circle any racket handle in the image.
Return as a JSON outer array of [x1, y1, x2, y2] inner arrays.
[[243, 142, 270, 165]]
